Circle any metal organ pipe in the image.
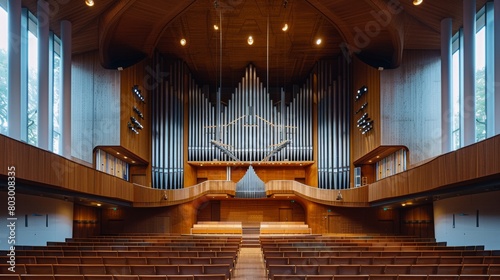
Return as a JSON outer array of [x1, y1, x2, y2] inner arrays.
[[187, 64, 313, 164]]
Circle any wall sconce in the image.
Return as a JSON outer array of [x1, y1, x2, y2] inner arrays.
[[355, 85, 368, 101], [133, 106, 144, 119], [355, 102, 368, 114], [357, 112, 373, 134], [132, 85, 145, 103], [130, 116, 143, 130], [127, 122, 139, 134], [361, 121, 373, 134]]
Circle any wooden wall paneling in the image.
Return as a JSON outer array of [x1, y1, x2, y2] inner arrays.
[[360, 164, 375, 185], [435, 151, 458, 187], [120, 59, 150, 162], [197, 167, 227, 181], [351, 56, 381, 163], [387, 171, 409, 198], [73, 204, 101, 238], [370, 135, 500, 203], [400, 204, 434, 238], [218, 199, 306, 224], [476, 136, 500, 177], [454, 144, 479, 183], [5, 139, 28, 179]]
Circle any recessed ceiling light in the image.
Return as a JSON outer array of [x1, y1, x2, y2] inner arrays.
[[315, 38, 322, 45], [180, 38, 187, 46], [247, 36, 254, 45], [214, 24, 219, 30], [282, 23, 288, 32], [96, 203, 102, 207], [85, 0, 94, 7], [413, 0, 423, 5]]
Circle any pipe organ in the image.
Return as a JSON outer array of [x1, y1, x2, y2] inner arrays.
[[316, 60, 351, 189], [151, 59, 185, 190], [152, 57, 350, 190], [188, 64, 313, 163]]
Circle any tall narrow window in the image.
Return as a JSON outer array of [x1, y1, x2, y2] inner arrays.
[[451, 34, 461, 150], [0, 2, 8, 135], [475, 13, 486, 142], [52, 35, 62, 154], [27, 12, 38, 145]]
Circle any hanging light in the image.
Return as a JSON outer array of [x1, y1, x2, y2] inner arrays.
[[180, 38, 187, 46], [315, 38, 322, 45], [85, 0, 94, 6], [282, 23, 289, 32]]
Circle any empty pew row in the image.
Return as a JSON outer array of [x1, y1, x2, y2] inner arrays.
[[0, 256, 235, 268], [260, 222, 312, 234], [261, 246, 485, 252], [15, 246, 240, 252], [0, 274, 227, 280], [0, 264, 232, 279], [260, 236, 437, 242], [262, 251, 497, 257], [270, 275, 500, 280], [7, 247, 239, 256], [263, 256, 500, 266], [191, 222, 243, 234], [266, 264, 500, 279], [45, 242, 241, 247]]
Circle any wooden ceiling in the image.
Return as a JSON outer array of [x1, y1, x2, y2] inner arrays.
[[22, 0, 488, 91]]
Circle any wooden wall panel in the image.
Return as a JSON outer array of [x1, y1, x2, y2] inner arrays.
[[195, 166, 307, 183], [370, 134, 500, 203], [73, 204, 101, 238], [476, 136, 500, 177], [299, 198, 399, 235], [120, 59, 151, 163], [101, 202, 195, 234], [351, 56, 381, 162], [380, 50, 441, 166], [0, 135, 134, 202], [399, 204, 434, 238], [218, 200, 305, 224]]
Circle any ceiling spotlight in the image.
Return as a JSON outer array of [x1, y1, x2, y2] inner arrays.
[[282, 24, 289, 32], [247, 36, 254, 45], [85, 0, 94, 6], [413, 0, 423, 5], [180, 38, 187, 46], [316, 38, 322, 45], [214, 24, 219, 30]]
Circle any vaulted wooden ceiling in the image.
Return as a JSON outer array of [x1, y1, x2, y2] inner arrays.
[[22, 0, 487, 90]]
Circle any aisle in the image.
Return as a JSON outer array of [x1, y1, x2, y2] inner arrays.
[[232, 247, 267, 280]]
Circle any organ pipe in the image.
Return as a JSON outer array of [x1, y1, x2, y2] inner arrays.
[[316, 60, 351, 189], [188, 64, 313, 162]]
